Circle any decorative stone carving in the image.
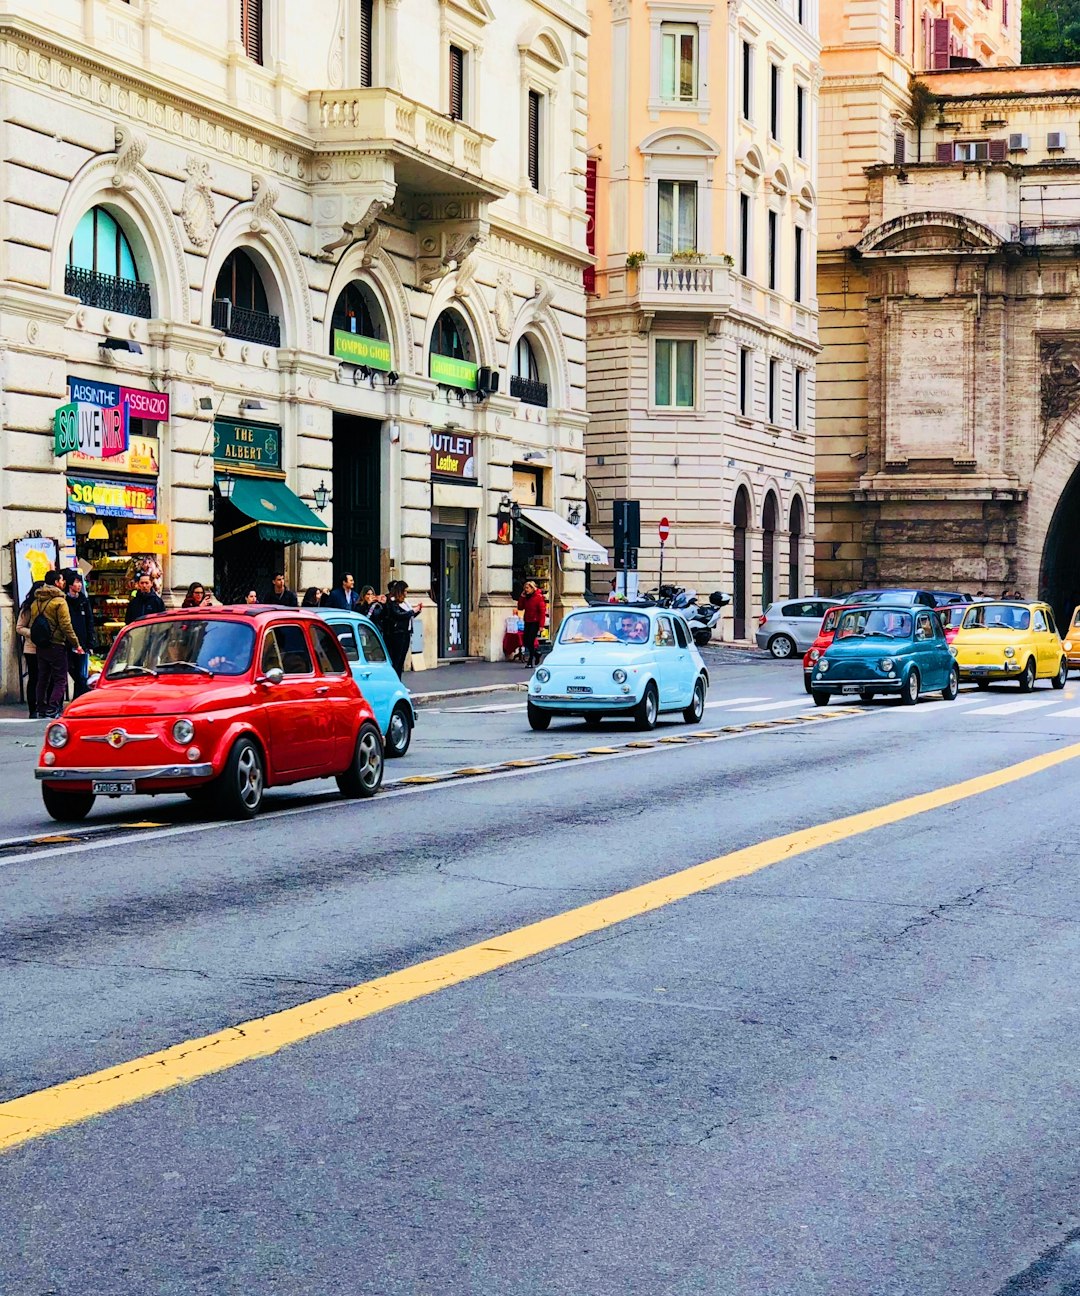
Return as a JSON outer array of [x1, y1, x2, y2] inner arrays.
[[320, 197, 390, 258], [327, 0, 346, 88], [452, 251, 478, 299], [531, 276, 554, 314], [494, 270, 514, 339], [418, 227, 483, 290], [250, 174, 280, 233], [1041, 339, 1080, 427], [112, 125, 147, 191], [181, 156, 215, 249]]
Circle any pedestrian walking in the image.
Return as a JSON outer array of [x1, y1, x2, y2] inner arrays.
[[125, 571, 166, 623], [324, 573, 360, 610], [381, 580, 422, 678], [31, 571, 83, 719], [15, 580, 44, 718], [517, 579, 547, 667], [182, 581, 207, 609], [266, 572, 299, 607], [64, 570, 95, 699]]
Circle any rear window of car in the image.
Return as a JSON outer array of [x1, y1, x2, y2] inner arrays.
[[784, 601, 826, 618]]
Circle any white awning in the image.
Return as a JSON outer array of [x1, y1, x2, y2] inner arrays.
[[519, 507, 608, 565]]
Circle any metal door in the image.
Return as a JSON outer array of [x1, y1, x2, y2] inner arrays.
[[434, 529, 469, 658]]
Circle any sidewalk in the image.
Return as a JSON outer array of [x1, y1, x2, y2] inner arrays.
[[408, 659, 530, 702]]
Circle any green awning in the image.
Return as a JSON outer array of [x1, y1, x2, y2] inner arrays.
[[216, 475, 329, 546]]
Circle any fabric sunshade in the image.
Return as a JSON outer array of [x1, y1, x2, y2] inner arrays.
[[518, 507, 608, 565], [216, 475, 329, 546]]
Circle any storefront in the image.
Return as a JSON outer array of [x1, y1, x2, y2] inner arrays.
[[430, 427, 479, 659], [213, 418, 328, 601]]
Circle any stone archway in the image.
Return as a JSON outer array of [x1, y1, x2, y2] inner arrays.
[[1039, 459, 1080, 630]]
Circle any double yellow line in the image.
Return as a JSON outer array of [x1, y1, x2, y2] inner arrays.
[[2, 739, 1076, 1155]]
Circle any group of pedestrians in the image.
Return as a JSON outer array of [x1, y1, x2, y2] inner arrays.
[[15, 569, 93, 719]]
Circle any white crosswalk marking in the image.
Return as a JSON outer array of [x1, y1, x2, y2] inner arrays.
[[727, 698, 816, 713], [703, 697, 769, 710], [1043, 706, 1080, 718], [966, 698, 1061, 717]]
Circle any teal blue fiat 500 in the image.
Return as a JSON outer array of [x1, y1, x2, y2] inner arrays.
[[810, 604, 959, 706]]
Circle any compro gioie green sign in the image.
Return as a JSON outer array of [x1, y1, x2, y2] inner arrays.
[[333, 330, 392, 371], [429, 353, 478, 391], [213, 419, 282, 472]]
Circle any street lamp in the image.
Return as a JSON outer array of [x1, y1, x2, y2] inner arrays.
[[217, 470, 235, 502], [313, 480, 331, 512], [567, 504, 583, 527]]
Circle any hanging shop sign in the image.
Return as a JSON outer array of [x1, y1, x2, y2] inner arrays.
[[66, 475, 157, 520], [67, 377, 170, 422], [71, 431, 159, 477], [213, 419, 282, 472], [333, 330, 392, 370], [54, 402, 128, 459], [431, 430, 476, 481], [429, 353, 478, 390]]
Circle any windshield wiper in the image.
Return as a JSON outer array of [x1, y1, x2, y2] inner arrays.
[[156, 661, 214, 676], [108, 665, 158, 678]]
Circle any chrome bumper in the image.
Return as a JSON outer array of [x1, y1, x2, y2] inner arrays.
[[36, 763, 214, 782], [816, 679, 902, 691], [532, 693, 634, 706]]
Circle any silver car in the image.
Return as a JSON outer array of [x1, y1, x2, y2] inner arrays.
[[755, 599, 833, 659]]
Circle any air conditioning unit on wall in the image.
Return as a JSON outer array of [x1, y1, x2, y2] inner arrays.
[[1047, 131, 1067, 151], [1008, 132, 1029, 152]]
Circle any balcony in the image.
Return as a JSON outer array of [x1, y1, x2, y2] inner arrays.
[[65, 265, 151, 319], [212, 299, 281, 348], [633, 256, 733, 319], [510, 375, 549, 408]]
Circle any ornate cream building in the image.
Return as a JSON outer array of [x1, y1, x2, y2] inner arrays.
[[0, 0, 594, 698], [585, 0, 819, 639]]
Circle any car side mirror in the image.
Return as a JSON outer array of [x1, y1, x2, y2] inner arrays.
[[260, 667, 284, 685]]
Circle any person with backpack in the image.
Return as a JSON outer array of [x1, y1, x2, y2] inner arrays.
[[15, 580, 44, 718], [30, 571, 83, 719], [64, 570, 96, 699]]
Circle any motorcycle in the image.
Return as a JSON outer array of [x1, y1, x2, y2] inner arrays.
[[680, 590, 731, 647]]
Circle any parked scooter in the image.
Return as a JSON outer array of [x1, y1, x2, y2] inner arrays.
[[680, 591, 731, 647]]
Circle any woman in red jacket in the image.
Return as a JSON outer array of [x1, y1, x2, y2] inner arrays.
[[517, 580, 547, 667]]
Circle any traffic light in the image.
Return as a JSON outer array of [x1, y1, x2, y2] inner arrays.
[[612, 499, 641, 554]]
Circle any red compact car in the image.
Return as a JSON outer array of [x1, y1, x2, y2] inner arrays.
[[936, 603, 968, 644], [36, 607, 384, 822], [802, 605, 846, 693]]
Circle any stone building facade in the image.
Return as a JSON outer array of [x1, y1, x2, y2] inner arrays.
[[0, 0, 592, 699], [585, 0, 819, 639]]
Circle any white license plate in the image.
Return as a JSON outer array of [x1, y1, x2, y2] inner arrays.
[[841, 685, 861, 695], [92, 780, 136, 795], [567, 685, 593, 694]]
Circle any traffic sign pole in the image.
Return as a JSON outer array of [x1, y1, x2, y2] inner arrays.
[[658, 517, 670, 591]]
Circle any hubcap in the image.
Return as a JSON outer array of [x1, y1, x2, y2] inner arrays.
[[389, 710, 408, 749], [908, 675, 918, 700], [773, 637, 792, 658], [647, 691, 657, 722], [237, 746, 262, 808], [358, 732, 382, 789], [694, 684, 704, 716]]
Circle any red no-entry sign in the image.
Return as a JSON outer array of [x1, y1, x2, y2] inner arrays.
[[658, 517, 670, 544]]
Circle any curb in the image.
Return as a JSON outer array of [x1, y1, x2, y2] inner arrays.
[[412, 682, 528, 705]]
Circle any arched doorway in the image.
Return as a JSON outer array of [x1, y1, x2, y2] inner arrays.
[[762, 492, 778, 611], [788, 496, 804, 597], [734, 486, 750, 639], [1040, 461, 1080, 629]]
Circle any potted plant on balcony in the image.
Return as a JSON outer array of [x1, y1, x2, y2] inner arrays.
[[670, 248, 704, 263], [624, 250, 647, 292]]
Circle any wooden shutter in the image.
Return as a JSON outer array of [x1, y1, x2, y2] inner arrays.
[[988, 138, 1007, 162], [936, 141, 953, 163], [583, 157, 597, 294], [449, 45, 464, 120], [241, 0, 262, 64], [894, 130, 906, 164], [932, 18, 950, 69], [359, 0, 373, 87], [894, 0, 903, 54], [527, 90, 541, 191]]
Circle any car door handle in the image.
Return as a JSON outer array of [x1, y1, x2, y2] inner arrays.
[[315, 686, 330, 695], [358, 670, 372, 679]]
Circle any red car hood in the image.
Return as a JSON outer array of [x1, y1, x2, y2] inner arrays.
[[67, 679, 253, 720]]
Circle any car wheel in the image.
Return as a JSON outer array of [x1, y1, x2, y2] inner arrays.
[[976, 678, 991, 691], [859, 691, 874, 703], [1052, 658, 1068, 690], [337, 720, 384, 798], [41, 784, 95, 823], [633, 683, 659, 730], [803, 673, 812, 695], [942, 666, 959, 701], [583, 715, 604, 730], [769, 634, 796, 659], [683, 676, 706, 724], [811, 690, 829, 707], [527, 702, 552, 731], [385, 703, 413, 757], [1018, 658, 1036, 693], [216, 736, 265, 819], [901, 669, 921, 706]]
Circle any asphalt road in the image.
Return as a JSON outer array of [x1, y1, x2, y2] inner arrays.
[[2, 650, 1080, 1294]]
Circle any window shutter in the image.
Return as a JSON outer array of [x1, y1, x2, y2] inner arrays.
[[932, 18, 950, 69], [894, 0, 903, 54], [449, 45, 464, 120], [583, 157, 597, 294], [894, 131, 906, 164], [988, 138, 1007, 162], [527, 90, 541, 191], [359, 0, 373, 87], [241, 0, 262, 64], [936, 141, 953, 163]]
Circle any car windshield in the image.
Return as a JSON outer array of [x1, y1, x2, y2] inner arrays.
[[822, 608, 841, 632], [559, 610, 652, 644], [939, 606, 966, 629], [962, 603, 1030, 632], [106, 619, 256, 678], [834, 609, 912, 640]]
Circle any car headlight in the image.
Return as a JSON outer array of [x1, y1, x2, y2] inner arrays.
[[612, 669, 628, 683], [535, 668, 550, 684], [46, 723, 69, 749], [1004, 647, 1015, 659], [880, 658, 894, 672], [949, 646, 958, 657], [1065, 639, 1073, 651], [172, 719, 195, 744], [809, 648, 821, 661], [817, 660, 829, 673]]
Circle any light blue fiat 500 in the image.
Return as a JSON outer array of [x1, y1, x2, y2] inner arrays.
[[527, 606, 709, 731], [318, 611, 416, 757]]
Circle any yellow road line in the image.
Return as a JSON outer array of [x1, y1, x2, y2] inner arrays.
[[3, 740, 1077, 1155]]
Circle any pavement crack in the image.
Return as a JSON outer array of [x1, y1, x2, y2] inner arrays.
[[433, 863, 604, 894]]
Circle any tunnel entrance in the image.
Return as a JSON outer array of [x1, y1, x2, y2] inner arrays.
[[1039, 459, 1080, 630]]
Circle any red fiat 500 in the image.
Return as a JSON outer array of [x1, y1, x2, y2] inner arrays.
[[801, 605, 846, 693], [36, 607, 384, 822]]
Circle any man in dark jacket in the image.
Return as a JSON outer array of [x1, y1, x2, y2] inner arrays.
[[125, 572, 166, 623], [266, 573, 299, 607], [324, 573, 360, 610], [31, 571, 83, 718], [65, 570, 96, 698], [381, 581, 422, 678]]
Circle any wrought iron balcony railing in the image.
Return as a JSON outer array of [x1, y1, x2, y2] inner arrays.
[[65, 265, 152, 319], [212, 298, 281, 347], [510, 375, 549, 408]]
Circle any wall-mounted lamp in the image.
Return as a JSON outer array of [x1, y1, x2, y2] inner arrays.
[[87, 518, 110, 540], [217, 470, 235, 502], [312, 480, 331, 512], [198, 396, 214, 412], [499, 496, 522, 522], [240, 398, 267, 413], [726, 458, 736, 468], [567, 504, 583, 527], [100, 337, 143, 355], [784, 470, 792, 479], [521, 450, 547, 463]]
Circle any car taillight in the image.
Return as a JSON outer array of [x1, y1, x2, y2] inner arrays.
[[757, 615, 768, 627]]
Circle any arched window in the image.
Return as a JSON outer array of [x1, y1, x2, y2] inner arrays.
[[510, 335, 549, 407], [733, 486, 750, 640], [213, 249, 280, 346], [66, 207, 150, 318], [330, 281, 386, 342], [431, 309, 473, 362], [788, 496, 804, 597], [762, 491, 779, 611]]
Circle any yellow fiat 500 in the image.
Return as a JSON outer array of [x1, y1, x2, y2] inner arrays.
[[951, 601, 1068, 692], [1062, 606, 1080, 676]]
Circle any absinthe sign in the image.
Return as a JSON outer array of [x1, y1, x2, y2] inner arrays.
[[53, 402, 128, 459]]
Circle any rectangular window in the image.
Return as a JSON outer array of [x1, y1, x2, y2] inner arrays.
[[894, 130, 906, 164], [739, 347, 751, 416], [796, 85, 807, 159], [359, 0, 373, 86], [953, 139, 992, 161], [741, 40, 753, 121], [241, 0, 263, 64], [768, 358, 779, 425], [794, 224, 804, 303], [660, 24, 697, 102], [655, 339, 696, 409], [658, 180, 698, 254], [767, 210, 779, 291], [449, 44, 465, 120], [797, 0, 805, 23], [769, 63, 780, 141], [1003, 0, 1009, 27], [894, 0, 904, 55], [739, 192, 750, 277], [794, 367, 806, 431], [527, 90, 542, 191]]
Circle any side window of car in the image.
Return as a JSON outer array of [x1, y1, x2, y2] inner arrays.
[[268, 624, 313, 676], [357, 623, 388, 663], [1046, 609, 1059, 636], [331, 624, 360, 662], [1033, 609, 1048, 633], [260, 632, 283, 674], [915, 614, 932, 640], [311, 624, 348, 675], [673, 617, 691, 648], [655, 616, 675, 647]]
